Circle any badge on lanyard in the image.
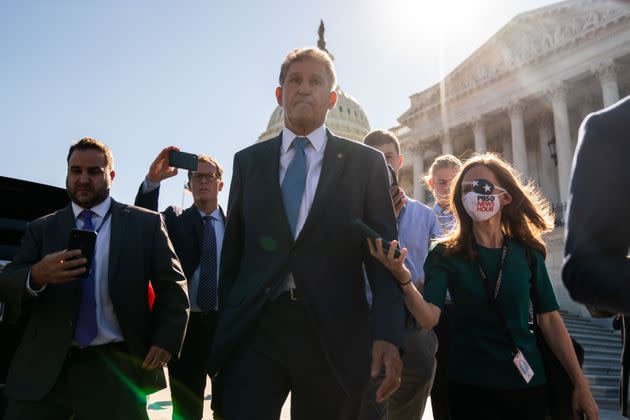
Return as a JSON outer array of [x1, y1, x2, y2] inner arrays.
[[513, 350, 534, 383]]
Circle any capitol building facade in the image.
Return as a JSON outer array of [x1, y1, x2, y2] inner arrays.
[[256, 1, 629, 315], [393, 0, 630, 315]]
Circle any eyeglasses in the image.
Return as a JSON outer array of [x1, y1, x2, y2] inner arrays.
[[461, 179, 506, 195], [191, 173, 220, 182]]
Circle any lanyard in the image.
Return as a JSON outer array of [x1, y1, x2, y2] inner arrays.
[[475, 237, 509, 301]]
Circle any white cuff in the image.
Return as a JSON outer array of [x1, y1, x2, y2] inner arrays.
[[142, 177, 161, 193], [26, 271, 46, 295]]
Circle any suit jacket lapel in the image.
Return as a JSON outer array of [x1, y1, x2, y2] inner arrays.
[[264, 134, 294, 241], [296, 131, 345, 245], [108, 199, 128, 287], [266, 133, 284, 211], [57, 204, 76, 248], [183, 205, 203, 244]]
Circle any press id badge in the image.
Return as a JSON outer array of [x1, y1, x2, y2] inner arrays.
[[513, 350, 534, 383]]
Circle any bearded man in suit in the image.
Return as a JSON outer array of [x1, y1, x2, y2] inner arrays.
[[0, 137, 189, 420]]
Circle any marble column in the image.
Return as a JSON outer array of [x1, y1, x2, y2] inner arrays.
[[548, 84, 573, 203], [594, 60, 620, 107], [579, 95, 595, 123], [507, 102, 528, 176], [412, 145, 425, 201], [501, 127, 513, 162], [536, 115, 560, 204], [441, 133, 453, 155], [472, 118, 487, 153]]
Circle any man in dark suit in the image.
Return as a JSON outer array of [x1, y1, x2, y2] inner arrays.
[[135, 148, 225, 420], [0, 137, 190, 420], [209, 47, 405, 420], [563, 95, 630, 416]]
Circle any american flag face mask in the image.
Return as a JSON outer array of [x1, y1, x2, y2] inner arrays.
[[461, 179, 507, 221]]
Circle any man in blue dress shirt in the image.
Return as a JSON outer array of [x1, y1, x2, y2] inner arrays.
[[361, 130, 441, 420]]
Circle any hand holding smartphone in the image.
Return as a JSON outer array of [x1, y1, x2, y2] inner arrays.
[[387, 164, 398, 187], [387, 164, 406, 216], [67, 229, 97, 278], [352, 219, 401, 258], [168, 150, 198, 171]]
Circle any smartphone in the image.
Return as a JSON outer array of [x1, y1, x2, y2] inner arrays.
[[352, 219, 401, 258], [169, 150, 198, 171], [67, 229, 97, 278], [387, 164, 399, 187]]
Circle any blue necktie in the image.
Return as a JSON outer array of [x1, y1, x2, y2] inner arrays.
[[197, 215, 217, 312], [73, 210, 98, 347], [281, 137, 309, 237]]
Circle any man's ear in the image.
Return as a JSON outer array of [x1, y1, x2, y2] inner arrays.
[[218, 180, 224, 192], [275, 87, 283, 106], [328, 90, 337, 110], [398, 154, 404, 169], [110, 170, 116, 182], [428, 177, 434, 190], [185, 181, 191, 190]]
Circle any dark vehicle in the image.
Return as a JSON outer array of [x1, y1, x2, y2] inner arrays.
[[0, 176, 68, 416]]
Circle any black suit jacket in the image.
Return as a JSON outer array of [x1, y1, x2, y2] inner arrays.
[[563, 96, 630, 416], [209, 130, 405, 398], [563, 95, 630, 312], [0, 199, 190, 400], [134, 182, 225, 281]]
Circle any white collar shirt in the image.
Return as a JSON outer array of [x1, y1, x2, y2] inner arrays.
[[188, 207, 224, 312], [70, 196, 123, 345], [279, 124, 327, 239]]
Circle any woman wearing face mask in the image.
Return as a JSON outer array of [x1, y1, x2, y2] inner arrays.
[[368, 154, 598, 420]]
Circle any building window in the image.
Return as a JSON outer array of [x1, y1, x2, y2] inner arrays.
[[339, 106, 343, 113]]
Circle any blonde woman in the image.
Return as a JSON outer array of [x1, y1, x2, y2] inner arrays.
[[369, 154, 598, 420], [425, 154, 462, 234]]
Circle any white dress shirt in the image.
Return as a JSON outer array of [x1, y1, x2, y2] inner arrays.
[[70, 196, 124, 345], [279, 124, 327, 238], [141, 179, 224, 312], [279, 124, 327, 290]]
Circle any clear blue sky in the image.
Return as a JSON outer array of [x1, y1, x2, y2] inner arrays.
[[1, 0, 557, 209]]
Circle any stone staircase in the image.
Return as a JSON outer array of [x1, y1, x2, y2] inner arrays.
[[561, 311, 623, 413]]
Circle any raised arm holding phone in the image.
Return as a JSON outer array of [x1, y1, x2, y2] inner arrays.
[[135, 146, 225, 420]]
